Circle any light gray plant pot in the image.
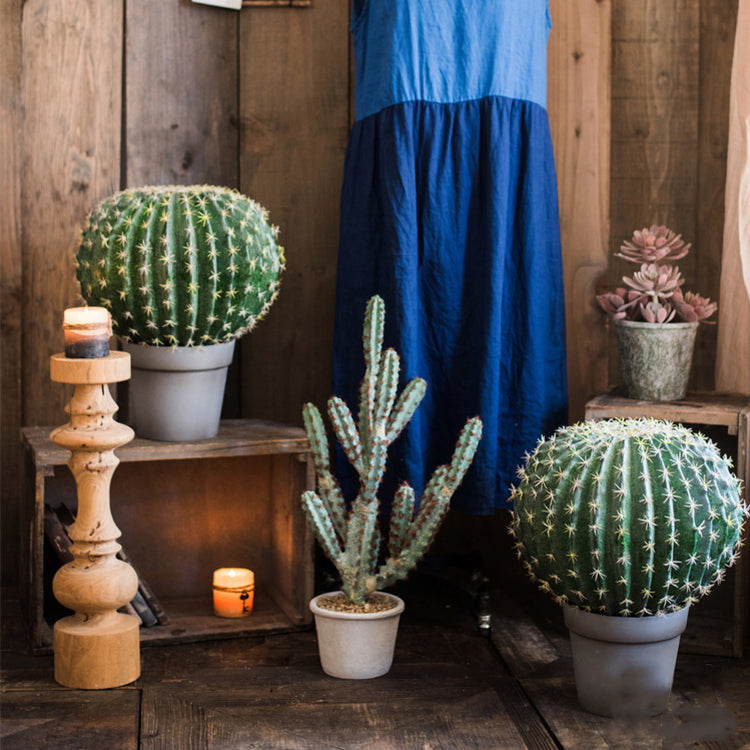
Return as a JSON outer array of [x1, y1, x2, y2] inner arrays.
[[614, 319, 698, 401], [310, 592, 405, 679], [123, 340, 235, 441], [564, 605, 690, 717]]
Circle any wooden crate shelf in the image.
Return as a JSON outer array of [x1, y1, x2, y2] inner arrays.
[[21, 419, 315, 654], [585, 392, 750, 657]]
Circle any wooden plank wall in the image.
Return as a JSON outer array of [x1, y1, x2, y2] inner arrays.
[[609, 0, 738, 392], [1, 1, 738, 586], [548, 0, 612, 421], [1, 0, 24, 593], [237, 3, 349, 424]]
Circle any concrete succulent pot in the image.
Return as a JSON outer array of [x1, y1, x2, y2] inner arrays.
[[310, 592, 405, 679], [124, 340, 235, 441], [564, 605, 689, 717], [614, 319, 698, 401]]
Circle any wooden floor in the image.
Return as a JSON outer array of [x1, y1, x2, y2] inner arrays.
[[2, 575, 749, 750]]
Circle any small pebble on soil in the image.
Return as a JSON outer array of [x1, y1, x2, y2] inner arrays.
[[317, 593, 398, 614]]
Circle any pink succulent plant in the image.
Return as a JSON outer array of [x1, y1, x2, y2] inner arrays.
[[623, 263, 684, 296], [616, 224, 691, 264], [671, 290, 718, 323], [639, 300, 676, 324], [597, 226, 717, 324]]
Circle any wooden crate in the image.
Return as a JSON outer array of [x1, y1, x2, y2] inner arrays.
[[21, 420, 314, 654], [585, 392, 750, 657]]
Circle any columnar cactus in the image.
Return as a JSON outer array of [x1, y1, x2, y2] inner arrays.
[[301, 295, 483, 605], [510, 419, 746, 616], [75, 185, 284, 347]]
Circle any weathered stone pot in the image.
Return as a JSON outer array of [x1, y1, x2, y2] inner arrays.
[[309, 592, 404, 679], [614, 319, 698, 401], [123, 340, 235, 441], [564, 605, 690, 717]]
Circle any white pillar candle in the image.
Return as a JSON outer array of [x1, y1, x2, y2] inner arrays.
[[213, 568, 255, 618], [63, 306, 111, 358]]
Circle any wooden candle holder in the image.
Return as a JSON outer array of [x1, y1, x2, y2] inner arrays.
[[49, 351, 140, 689]]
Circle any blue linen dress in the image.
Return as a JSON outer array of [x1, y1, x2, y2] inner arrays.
[[332, 0, 568, 514]]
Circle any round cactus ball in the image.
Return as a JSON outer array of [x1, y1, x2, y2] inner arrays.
[[510, 419, 746, 616], [75, 185, 285, 347]]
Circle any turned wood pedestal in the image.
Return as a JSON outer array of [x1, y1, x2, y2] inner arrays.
[[49, 352, 140, 689]]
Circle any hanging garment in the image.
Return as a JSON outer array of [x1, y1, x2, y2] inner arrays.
[[333, 0, 568, 514]]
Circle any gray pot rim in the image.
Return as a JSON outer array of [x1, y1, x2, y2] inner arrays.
[[614, 319, 699, 332], [563, 604, 690, 643], [310, 591, 405, 621], [122, 339, 236, 372]]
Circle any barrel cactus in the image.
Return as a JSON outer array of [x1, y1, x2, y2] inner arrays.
[[301, 295, 483, 606], [510, 419, 746, 616], [75, 185, 284, 347]]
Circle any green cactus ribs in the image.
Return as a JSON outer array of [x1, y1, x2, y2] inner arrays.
[[510, 418, 746, 617], [301, 295, 483, 606], [75, 185, 285, 347]]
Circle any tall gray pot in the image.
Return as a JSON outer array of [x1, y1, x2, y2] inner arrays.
[[123, 340, 235, 441], [614, 319, 698, 401], [563, 605, 689, 717]]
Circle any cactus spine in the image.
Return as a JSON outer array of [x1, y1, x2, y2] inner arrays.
[[510, 419, 746, 616], [301, 295, 483, 605], [75, 185, 284, 347]]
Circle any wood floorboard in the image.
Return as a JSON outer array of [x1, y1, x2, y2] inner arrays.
[[2, 580, 749, 749], [0, 690, 140, 750], [140, 683, 533, 749], [489, 580, 750, 749]]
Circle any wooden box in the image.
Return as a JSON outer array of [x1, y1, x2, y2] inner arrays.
[[21, 420, 315, 654], [585, 393, 750, 657]]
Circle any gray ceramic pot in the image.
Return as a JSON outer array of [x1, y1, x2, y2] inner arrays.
[[614, 319, 698, 401], [123, 340, 235, 441], [310, 592, 404, 679], [564, 605, 689, 717]]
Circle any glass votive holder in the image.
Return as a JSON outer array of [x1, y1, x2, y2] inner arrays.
[[213, 568, 255, 618], [63, 306, 112, 358]]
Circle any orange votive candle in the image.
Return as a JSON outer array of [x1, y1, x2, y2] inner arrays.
[[213, 568, 254, 618], [63, 306, 112, 358]]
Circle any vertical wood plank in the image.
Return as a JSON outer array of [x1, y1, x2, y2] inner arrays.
[[611, 0, 700, 242], [125, 0, 238, 188], [0, 0, 24, 585], [125, 0, 240, 412], [695, 0, 738, 391], [21, 0, 123, 422], [238, 0, 350, 425], [547, 0, 611, 421], [610, 0, 701, 389]]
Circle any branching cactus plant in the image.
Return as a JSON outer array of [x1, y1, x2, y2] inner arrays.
[[510, 419, 746, 617], [76, 185, 284, 347], [302, 295, 483, 607]]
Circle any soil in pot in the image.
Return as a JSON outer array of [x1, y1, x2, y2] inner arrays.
[[315, 592, 399, 614]]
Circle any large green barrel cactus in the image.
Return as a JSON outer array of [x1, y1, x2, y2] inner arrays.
[[510, 419, 746, 616], [76, 185, 284, 347]]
